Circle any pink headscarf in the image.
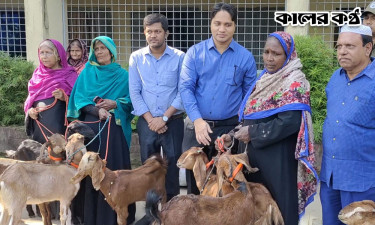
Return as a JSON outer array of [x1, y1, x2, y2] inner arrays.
[[24, 39, 78, 113]]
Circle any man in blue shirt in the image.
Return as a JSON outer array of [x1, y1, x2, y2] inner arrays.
[[321, 25, 375, 225], [180, 2, 257, 194], [129, 13, 185, 201]]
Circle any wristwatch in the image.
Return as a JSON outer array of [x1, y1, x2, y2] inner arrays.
[[162, 115, 169, 122]]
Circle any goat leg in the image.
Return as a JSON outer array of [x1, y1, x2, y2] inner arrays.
[[39, 202, 53, 225], [26, 204, 35, 218]]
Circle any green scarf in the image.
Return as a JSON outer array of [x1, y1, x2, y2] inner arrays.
[[67, 36, 134, 148]]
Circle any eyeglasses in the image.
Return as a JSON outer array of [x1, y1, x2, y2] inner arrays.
[[39, 51, 54, 57]]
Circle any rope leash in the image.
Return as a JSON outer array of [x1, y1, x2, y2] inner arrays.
[[66, 116, 112, 165]]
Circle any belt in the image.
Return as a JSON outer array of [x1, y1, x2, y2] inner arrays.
[[204, 115, 239, 128], [169, 113, 184, 121]]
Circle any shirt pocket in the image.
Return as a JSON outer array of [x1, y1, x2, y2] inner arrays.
[[345, 92, 372, 125], [160, 70, 178, 87], [225, 66, 244, 86]]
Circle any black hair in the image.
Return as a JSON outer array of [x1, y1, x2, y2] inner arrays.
[[210, 2, 237, 24], [143, 13, 168, 31]]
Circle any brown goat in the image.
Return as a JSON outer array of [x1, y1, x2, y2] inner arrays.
[[37, 134, 67, 164], [177, 147, 257, 197], [65, 133, 87, 168], [140, 181, 284, 225], [71, 152, 167, 225], [338, 200, 375, 225]]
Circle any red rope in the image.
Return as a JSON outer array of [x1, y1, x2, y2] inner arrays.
[[104, 116, 111, 161], [33, 88, 70, 142]]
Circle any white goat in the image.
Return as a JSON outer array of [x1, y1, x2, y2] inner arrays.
[[0, 163, 79, 225]]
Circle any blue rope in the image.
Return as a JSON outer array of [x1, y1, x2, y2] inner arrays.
[[67, 116, 110, 163]]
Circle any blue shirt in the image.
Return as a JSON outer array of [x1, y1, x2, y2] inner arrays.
[[180, 37, 257, 122], [129, 45, 185, 117], [321, 58, 375, 192]]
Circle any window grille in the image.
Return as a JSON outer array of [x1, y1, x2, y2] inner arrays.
[[0, 0, 26, 57], [310, 0, 371, 48], [67, 0, 285, 69]]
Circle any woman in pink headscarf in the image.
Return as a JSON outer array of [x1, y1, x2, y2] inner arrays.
[[66, 39, 88, 75], [24, 39, 78, 143]]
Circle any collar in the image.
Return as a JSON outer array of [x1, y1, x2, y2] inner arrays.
[[208, 37, 236, 52], [143, 45, 171, 58], [340, 57, 375, 80]]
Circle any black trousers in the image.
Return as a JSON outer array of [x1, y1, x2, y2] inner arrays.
[[137, 116, 184, 200], [181, 117, 238, 194]]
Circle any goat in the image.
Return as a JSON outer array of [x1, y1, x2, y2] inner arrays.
[[139, 181, 284, 225], [0, 163, 79, 225], [65, 133, 87, 168], [71, 152, 167, 225], [37, 133, 67, 164], [4, 135, 66, 224], [177, 146, 257, 197], [338, 200, 375, 225], [66, 122, 95, 145], [5, 139, 41, 161]]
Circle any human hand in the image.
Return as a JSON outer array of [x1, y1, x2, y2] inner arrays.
[[28, 108, 38, 120], [234, 125, 251, 143], [193, 118, 213, 146], [156, 125, 168, 134], [52, 89, 65, 101], [215, 134, 232, 150], [148, 117, 166, 132], [98, 108, 111, 120], [96, 99, 117, 111]]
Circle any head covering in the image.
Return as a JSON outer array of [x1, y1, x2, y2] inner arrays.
[[364, 1, 375, 16], [67, 36, 133, 148], [66, 39, 88, 75], [238, 31, 318, 218], [265, 31, 297, 74], [340, 24, 372, 36], [24, 39, 78, 113]]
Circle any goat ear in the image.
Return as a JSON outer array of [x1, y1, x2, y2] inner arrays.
[[192, 156, 207, 191], [216, 165, 225, 197], [91, 157, 105, 190], [232, 153, 259, 173]]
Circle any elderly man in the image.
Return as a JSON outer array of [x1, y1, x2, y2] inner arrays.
[[320, 25, 375, 225], [180, 2, 257, 194]]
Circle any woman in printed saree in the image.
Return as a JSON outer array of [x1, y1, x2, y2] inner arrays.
[[66, 38, 88, 75], [67, 36, 135, 225], [25, 39, 77, 143], [235, 31, 319, 225]]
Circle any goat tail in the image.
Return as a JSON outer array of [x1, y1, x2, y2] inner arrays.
[[268, 202, 284, 225], [145, 190, 162, 225]]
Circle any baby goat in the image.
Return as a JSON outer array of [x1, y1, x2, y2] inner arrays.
[[71, 152, 167, 225], [338, 200, 375, 225], [177, 147, 257, 197]]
